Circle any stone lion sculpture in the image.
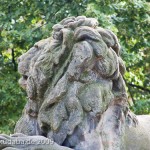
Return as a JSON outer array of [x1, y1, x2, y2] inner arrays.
[[0, 16, 150, 150]]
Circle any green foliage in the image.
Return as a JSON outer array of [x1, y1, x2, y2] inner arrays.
[[131, 99, 150, 115], [0, 0, 149, 133], [0, 60, 26, 134]]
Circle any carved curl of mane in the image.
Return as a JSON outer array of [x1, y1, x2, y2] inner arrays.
[[16, 16, 129, 147]]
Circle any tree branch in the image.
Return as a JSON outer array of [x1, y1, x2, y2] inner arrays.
[[123, 78, 135, 104], [127, 83, 150, 93], [11, 49, 17, 71]]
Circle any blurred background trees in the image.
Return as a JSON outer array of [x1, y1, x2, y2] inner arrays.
[[0, 0, 150, 134]]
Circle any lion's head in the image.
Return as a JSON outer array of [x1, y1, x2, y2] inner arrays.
[[16, 16, 128, 147]]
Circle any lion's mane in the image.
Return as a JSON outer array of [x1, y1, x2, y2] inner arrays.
[[16, 16, 128, 147]]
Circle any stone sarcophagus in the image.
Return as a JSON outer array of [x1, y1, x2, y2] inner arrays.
[[0, 16, 150, 150]]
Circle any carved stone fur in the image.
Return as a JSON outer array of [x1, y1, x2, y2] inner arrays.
[[1, 16, 149, 150]]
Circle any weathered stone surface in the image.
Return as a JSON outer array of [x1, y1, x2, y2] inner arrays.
[[0, 16, 149, 150], [125, 115, 150, 150]]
